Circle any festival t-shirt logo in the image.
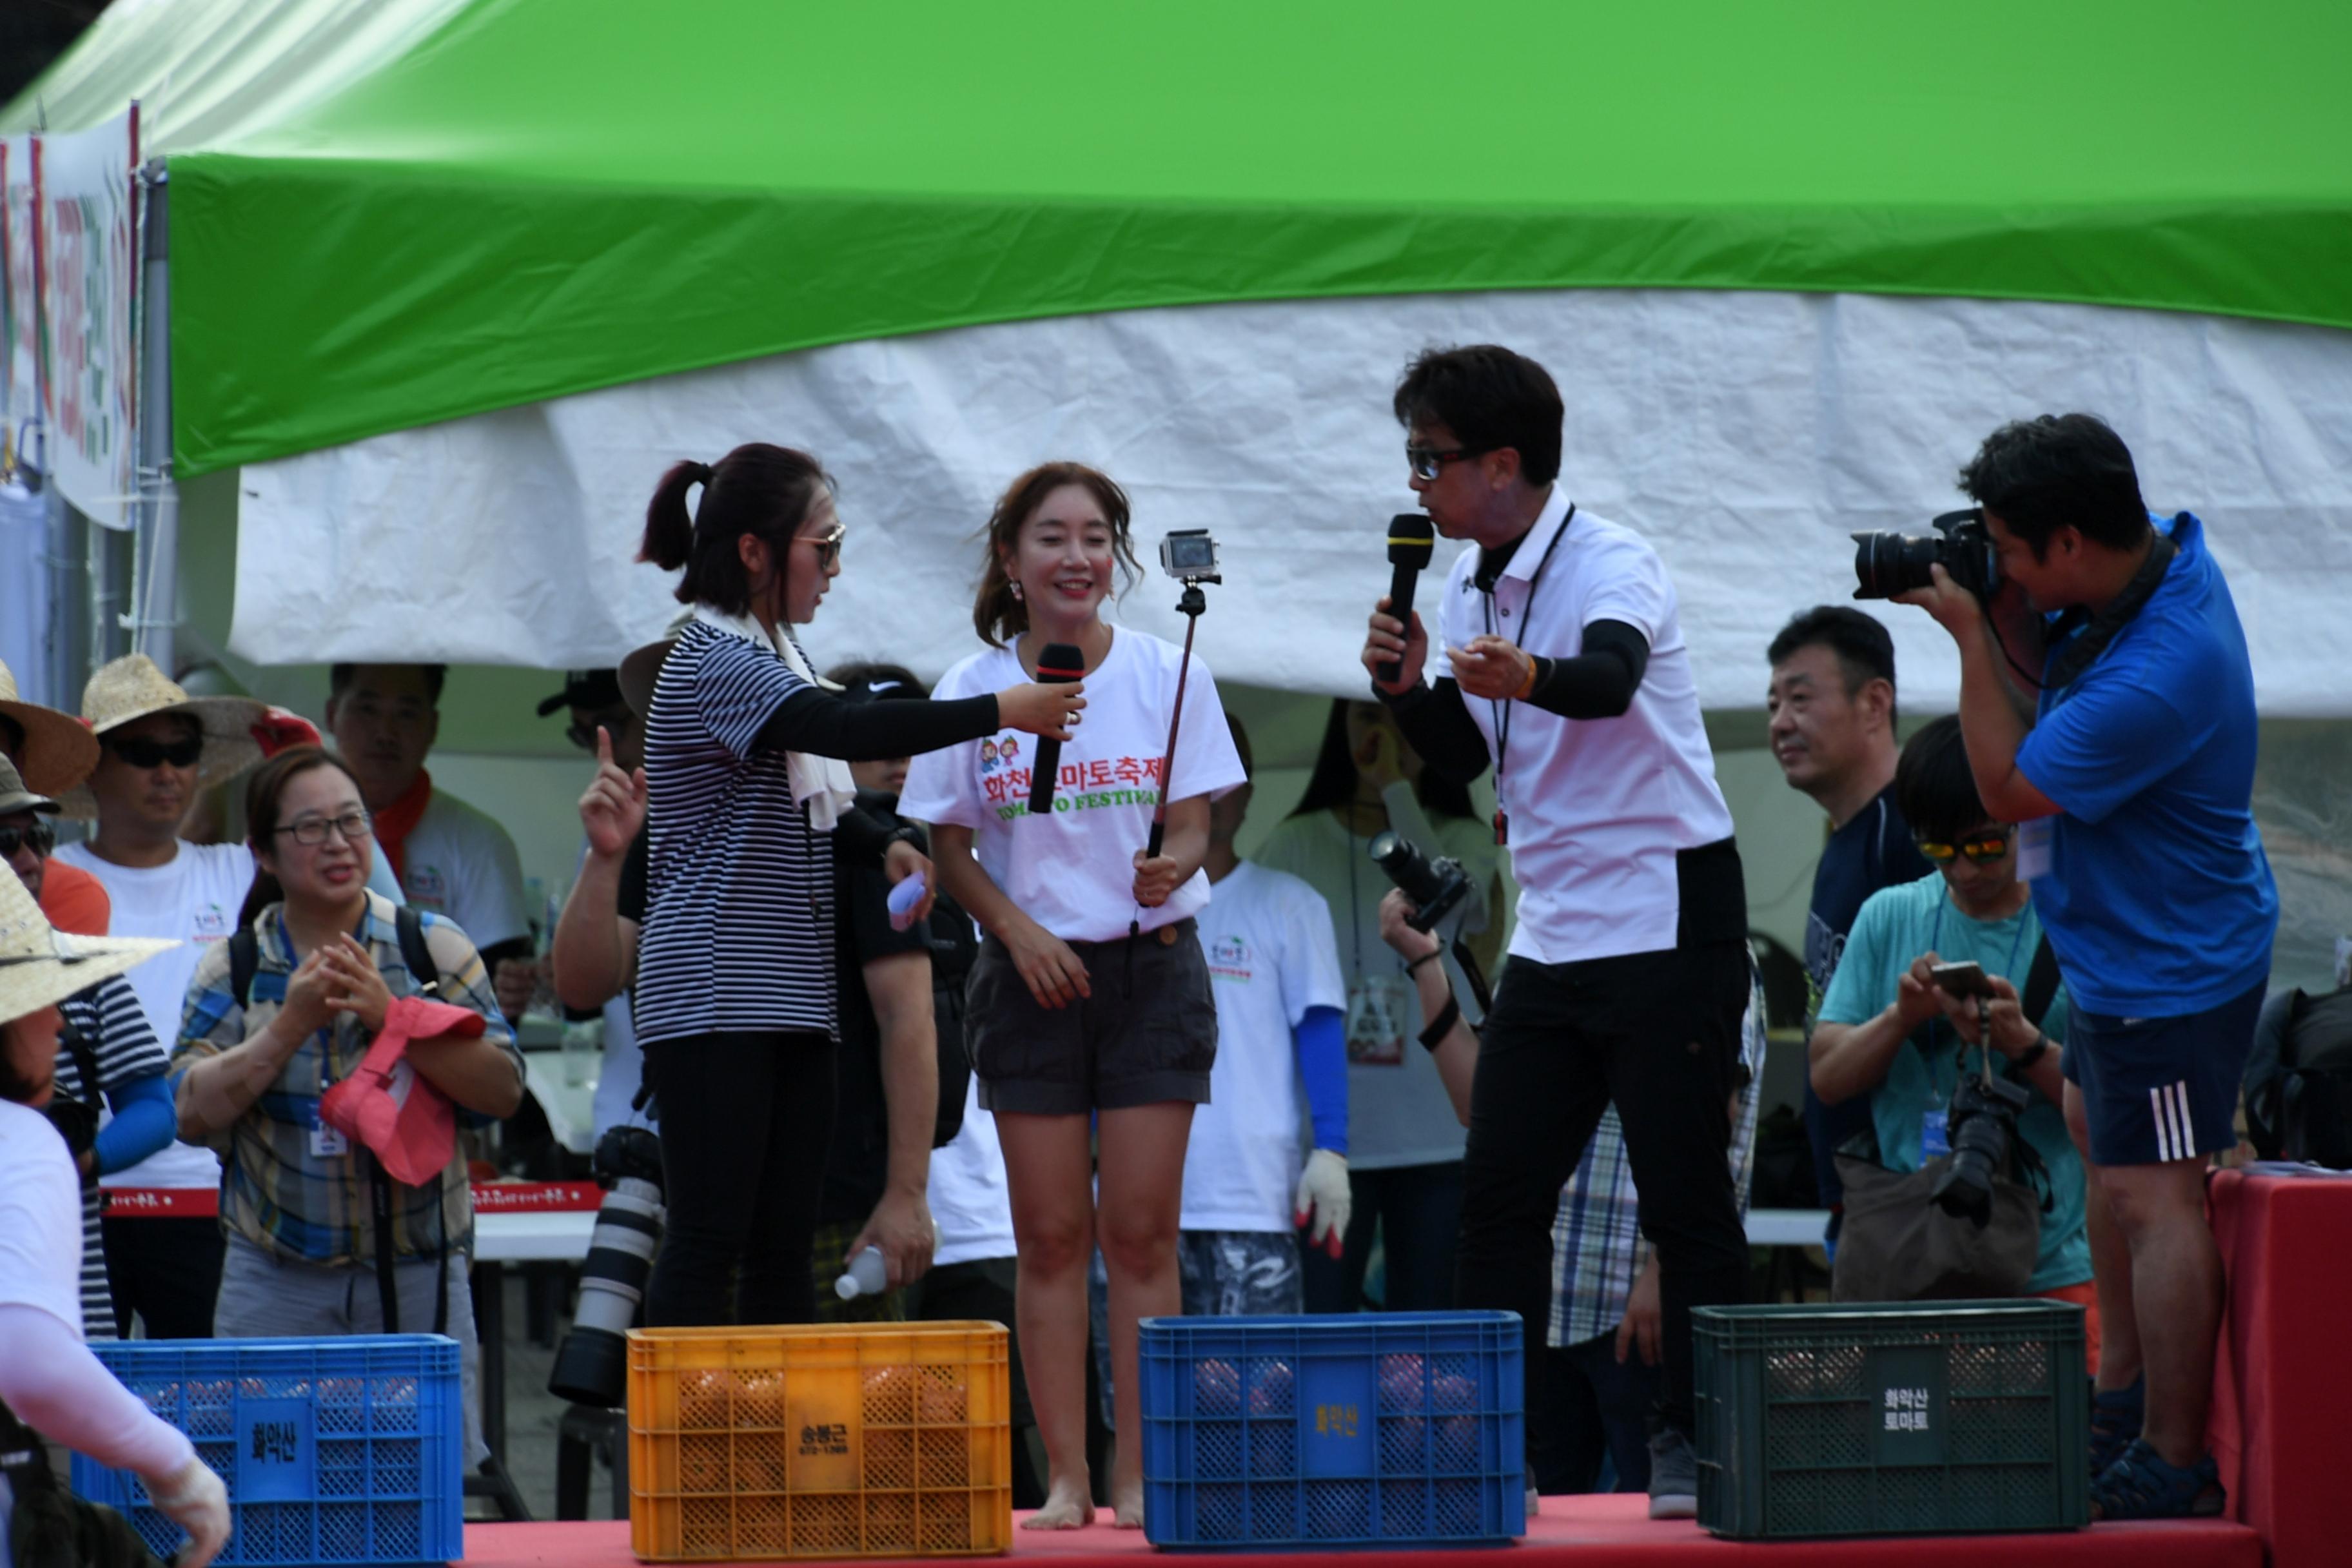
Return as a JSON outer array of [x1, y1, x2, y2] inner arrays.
[[1209, 935, 1253, 982]]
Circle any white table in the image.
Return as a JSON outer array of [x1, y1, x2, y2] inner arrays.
[[1745, 1208, 1830, 1248], [476, 1206, 597, 1263], [522, 1049, 599, 1158]]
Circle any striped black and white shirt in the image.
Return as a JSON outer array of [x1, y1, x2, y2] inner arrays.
[[54, 974, 171, 1340], [634, 619, 836, 1045]]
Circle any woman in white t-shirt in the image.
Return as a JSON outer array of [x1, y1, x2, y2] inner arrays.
[[901, 462, 1246, 1529]]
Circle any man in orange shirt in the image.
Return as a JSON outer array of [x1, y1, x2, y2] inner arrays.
[[0, 660, 107, 936]]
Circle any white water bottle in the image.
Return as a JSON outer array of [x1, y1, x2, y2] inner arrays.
[[836, 1246, 888, 1300]]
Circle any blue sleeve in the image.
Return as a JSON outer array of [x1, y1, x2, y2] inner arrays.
[[1293, 1004, 1348, 1155], [2017, 666, 2206, 827], [94, 1072, 177, 1175]]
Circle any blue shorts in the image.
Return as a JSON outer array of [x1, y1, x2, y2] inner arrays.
[[2063, 981, 2266, 1166]]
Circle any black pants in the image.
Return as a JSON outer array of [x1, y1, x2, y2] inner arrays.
[[644, 1031, 836, 1328], [906, 1257, 1044, 1511], [103, 1214, 224, 1339], [1455, 939, 1749, 1436], [1529, 1336, 1661, 1494], [1300, 1161, 1464, 1313]]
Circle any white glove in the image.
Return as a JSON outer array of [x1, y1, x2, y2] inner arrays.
[[143, 1453, 230, 1568], [1294, 1148, 1351, 1259]]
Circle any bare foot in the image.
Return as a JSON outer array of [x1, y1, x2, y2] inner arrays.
[[1111, 1476, 1146, 1529], [1023, 1475, 1095, 1531]]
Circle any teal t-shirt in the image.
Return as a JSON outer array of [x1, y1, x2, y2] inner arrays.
[[1816, 872, 2089, 1292]]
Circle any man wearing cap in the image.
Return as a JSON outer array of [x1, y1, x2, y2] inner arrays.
[[540, 669, 651, 1139], [1, 756, 177, 1341], [325, 664, 534, 1020], [0, 658, 108, 936]]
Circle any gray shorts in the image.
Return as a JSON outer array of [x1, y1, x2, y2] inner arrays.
[[966, 917, 1217, 1115], [214, 1233, 487, 1467]]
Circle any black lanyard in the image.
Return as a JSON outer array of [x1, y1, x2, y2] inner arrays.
[[1478, 502, 1573, 847]]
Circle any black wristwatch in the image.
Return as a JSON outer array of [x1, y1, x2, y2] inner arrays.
[[2015, 1032, 2051, 1072]]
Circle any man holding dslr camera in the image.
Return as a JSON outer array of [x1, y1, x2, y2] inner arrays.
[[1362, 344, 1750, 1518], [1888, 414, 2276, 1520]]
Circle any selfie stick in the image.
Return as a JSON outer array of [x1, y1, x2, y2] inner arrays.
[[1134, 567, 1215, 941]]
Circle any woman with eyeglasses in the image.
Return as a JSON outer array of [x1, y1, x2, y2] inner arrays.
[[900, 461, 1248, 1529], [172, 746, 526, 1465], [629, 444, 1077, 1330]]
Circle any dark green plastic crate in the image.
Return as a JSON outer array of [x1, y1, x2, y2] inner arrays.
[[1694, 1300, 2088, 1539]]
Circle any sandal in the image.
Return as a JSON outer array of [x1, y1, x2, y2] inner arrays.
[[2092, 1438, 2224, 1521], [2089, 1378, 2144, 1480]]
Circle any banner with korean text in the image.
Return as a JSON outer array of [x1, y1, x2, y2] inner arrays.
[[37, 110, 137, 528], [1, 135, 37, 438]]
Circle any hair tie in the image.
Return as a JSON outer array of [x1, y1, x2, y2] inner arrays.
[[692, 461, 715, 485]]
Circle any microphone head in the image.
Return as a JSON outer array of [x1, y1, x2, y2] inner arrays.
[[1387, 513, 1436, 569], [1037, 643, 1086, 682]]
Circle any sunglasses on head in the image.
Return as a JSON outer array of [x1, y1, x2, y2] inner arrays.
[[0, 821, 55, 859], [1916, 828, 2014, 866], [107, 734, 205, 770]]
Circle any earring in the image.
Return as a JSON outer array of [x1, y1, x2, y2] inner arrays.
[[1010, 581, 1024, 602]]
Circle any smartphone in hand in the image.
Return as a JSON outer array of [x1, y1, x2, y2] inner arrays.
[[1930, 961, 1995, 999]]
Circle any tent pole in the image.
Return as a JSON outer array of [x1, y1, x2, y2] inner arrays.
[[131, 157, 176, 676]]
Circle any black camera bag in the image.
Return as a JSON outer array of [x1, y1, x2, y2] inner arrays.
[[2277, 986, 2352, 1170]]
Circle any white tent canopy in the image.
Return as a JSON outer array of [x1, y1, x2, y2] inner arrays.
[[237, 287, 2352, 715]]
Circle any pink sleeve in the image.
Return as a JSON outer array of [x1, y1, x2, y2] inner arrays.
[[0, 1304, 197, 1480]]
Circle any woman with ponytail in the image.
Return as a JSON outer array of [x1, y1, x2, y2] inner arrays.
[[630, 443, 1077, 1329]]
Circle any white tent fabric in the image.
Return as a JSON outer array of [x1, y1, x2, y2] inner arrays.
[[235, 288, 2352, 714]]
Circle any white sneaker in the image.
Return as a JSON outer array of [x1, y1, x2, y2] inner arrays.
[[1647, 1428, 1698, 1520]]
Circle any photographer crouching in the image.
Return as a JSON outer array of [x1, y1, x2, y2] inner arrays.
[[1882, 415, 2276, 1520], [1362, 344, 1750, 1520]]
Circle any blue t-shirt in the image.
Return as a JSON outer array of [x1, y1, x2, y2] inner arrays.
[[2015, 513, 2277, 1016], [1817, 872, 2088, 1293]]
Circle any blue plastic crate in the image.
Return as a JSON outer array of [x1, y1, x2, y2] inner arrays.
[[1139, 1312, 1524, 1550], [72, 1336, 464, 1567]]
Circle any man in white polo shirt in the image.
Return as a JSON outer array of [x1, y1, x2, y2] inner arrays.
[[326, 663, 534, 1020], [1362, 344, 1750, 1520]]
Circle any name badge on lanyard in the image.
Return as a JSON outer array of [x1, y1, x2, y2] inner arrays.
[[309, 1024, 348, 1157]]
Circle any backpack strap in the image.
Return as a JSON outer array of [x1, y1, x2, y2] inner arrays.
[[2021, 934, 2061, 1029], [395, 906, 440, 999], [57, 1018, 103, 1113], [228, 926, 260, 1010]]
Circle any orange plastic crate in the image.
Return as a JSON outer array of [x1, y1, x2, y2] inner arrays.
[[626, 1322, 1012, 1561]]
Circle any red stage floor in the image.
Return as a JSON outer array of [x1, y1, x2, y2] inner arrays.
[[464, 1497, 2259, 1567]]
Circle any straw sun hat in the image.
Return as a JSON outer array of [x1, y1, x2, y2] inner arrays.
[[0, 857, 177, 1032], [54, 654, 269, 821], [0, 658, 101, 799]]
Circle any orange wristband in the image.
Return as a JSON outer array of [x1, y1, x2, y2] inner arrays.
[[1514, 652, 1540, 700]]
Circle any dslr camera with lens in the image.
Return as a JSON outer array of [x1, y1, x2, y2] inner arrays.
[[1928, 1069, 2034, 1227], [1852, 507, 1999, 602], [1367, 830, 1470, 934]]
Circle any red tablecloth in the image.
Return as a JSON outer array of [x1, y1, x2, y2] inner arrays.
[[2208, 1167, 2352, 1568]]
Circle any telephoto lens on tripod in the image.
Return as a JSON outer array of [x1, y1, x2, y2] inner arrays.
[[547, 1124, 667, 1407]]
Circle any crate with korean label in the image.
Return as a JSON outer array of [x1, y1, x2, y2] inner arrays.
[[72, 1336, 464, 1567], [1137, 1311, 1524, 1549], [1694, 1300, 2089, 1538], [626, 1322, 1011, 1560]]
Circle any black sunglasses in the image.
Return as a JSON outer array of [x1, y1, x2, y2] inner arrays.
[[107, 734, 205, 770], [0, 821, 57, 859]]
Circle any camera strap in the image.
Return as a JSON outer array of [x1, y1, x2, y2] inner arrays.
[[2041, 529, 2177, 693], [1479, 502, 1574, 847]]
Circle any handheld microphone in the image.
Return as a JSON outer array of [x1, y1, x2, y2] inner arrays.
[[1380, 513, 1436, 684], [1027, 643, 1086, 816]]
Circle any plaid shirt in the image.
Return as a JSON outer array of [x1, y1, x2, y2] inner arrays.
[[1547, 956, 1771, 1348], [174, 891, 522, 1267]]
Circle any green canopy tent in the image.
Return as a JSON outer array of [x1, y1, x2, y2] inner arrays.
[[6, 0, 2349, 983]]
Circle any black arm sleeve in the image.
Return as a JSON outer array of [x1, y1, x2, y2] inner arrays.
[[1521, 620, 1651, 720], [753, 688, 1002, 762], [1376, 678, 1491, 786], [832, 803, 909, 863]]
